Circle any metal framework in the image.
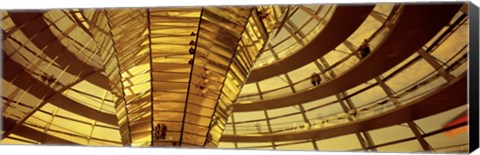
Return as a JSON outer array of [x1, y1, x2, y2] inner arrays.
[[0, 3, 470, 153]]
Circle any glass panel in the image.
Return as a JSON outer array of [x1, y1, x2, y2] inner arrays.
[[426, 132, 468, 153], [287, 63, 321, 83], [305, 101, 343, 121], [414, 105, 467, 133], [267, 106, 300, 118], [276, 141, 314, 151], [234, 121, 268, 134], [430, 24, 468, 63], [302, 95, 338, 109], [369, 125, 416, 145], [237, 142, 273, 148], [376, 139, 422, 152], [233, 111, 265, 122], [218, 142, 236, 148], [350, 85, 387, 108], [258, 76, 289, 92], [262, 86, 292, 100], [269, 114, 303, 132], [315, 133, 362, 151]]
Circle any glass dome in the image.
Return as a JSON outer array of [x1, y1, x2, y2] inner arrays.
[[1, 2, 471, 153]]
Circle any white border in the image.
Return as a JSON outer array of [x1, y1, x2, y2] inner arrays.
[[0, 0, 478, 155]]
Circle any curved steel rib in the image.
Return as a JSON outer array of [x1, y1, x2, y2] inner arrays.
[[222, 72, 466, 142], [246, 5, 374, 83], [233, 4, 462, 112]]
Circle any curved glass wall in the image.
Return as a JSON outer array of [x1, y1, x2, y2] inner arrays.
[[1, 3, 470, 153], [220, 10, 469, 153], [219, 105, 467, 153], [1, 10, 124, 145], [238, 4, 397, 102], [252, 4, 335, 69], [1, 5, 289, 147]]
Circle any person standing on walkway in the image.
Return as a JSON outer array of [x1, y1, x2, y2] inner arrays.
[[311, 72, 321, 86], [360, 39, 371, 59]]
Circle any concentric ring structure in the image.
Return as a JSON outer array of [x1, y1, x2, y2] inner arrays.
[[1, 6, 287, 147], [0, 2, 472, 153]]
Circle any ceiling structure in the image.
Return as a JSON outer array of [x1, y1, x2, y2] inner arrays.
[[0, 2, 471, 153], [1, 5, 287, 147]]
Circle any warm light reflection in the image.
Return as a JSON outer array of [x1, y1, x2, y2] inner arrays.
[[1, 2, 470, 153]]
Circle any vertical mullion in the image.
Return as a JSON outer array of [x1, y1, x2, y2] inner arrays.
[[146, 9, 156, 146], [374, 76, 433, 151], [264, 110, 276, 150], [255, 82, 264, 100], [318, 56, 373, 151], [417, 49, 455, 81], [230, 114, 238, 148], [181, 8, 204, 146]]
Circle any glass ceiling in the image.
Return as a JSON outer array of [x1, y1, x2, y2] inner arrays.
[[221, 3, 468, 153], [239, 4, 396, 102], [253, 4, 336, 68], [1, 5, 288, 147], [1, 2, 470, 153]]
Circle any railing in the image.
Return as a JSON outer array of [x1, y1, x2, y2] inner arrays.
[[237, 5, 403, 102], [225, 120, 468, 151], [224, 44, 467, 135], [424, 144, 469, 153], [228, 39, 467, 128]]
